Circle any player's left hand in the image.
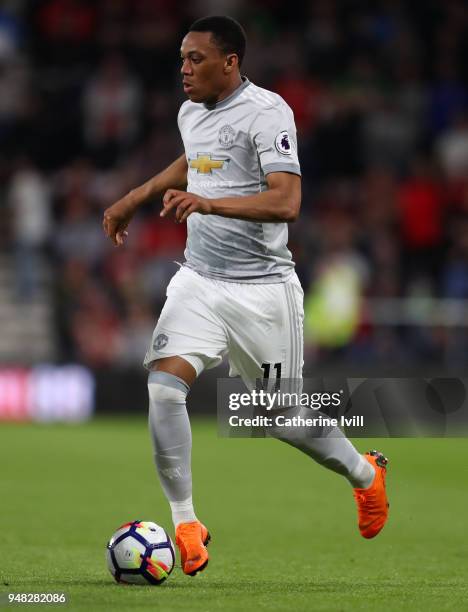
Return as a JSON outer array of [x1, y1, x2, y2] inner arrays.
[[161, 190, 212, 223]]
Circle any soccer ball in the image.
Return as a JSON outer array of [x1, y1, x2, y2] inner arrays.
[[106, 520, 175, 585]]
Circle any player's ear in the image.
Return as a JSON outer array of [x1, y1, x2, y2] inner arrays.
[[224, 53, 238, 73]]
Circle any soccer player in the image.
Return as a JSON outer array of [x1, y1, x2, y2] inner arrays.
[[103, 16, 389, 576]]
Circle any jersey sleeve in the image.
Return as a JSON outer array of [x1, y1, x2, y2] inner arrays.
[[177, 100, 190, 136], [250, 103, 301, 176]]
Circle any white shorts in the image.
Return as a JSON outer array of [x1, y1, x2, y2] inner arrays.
[[143, 266, 304, 388]]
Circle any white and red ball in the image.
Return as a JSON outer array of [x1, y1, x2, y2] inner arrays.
[[107, 520, 175, 585]]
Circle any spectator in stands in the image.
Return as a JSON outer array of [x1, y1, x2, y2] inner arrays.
[[82, 53, 142, 167], [437, 112, 468, 180], [8, 158, 52, 300], [398, 156, 445, 292]]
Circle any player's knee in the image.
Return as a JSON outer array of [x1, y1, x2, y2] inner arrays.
[[148, 371, 189, 406]]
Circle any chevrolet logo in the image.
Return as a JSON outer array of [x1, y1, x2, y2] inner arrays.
[[189, 153, 228, 174]]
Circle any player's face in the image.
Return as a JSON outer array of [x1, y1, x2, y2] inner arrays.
[[180, 32, 233, 104]]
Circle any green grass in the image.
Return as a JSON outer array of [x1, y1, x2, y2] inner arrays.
[[1, 418, 467, 611]]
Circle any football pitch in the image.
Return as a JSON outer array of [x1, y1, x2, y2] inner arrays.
[[1, 417, 467, 611]]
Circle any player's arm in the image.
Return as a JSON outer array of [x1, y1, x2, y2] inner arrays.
[[103, 154, 188, 246], [161, 171, 301, 224]]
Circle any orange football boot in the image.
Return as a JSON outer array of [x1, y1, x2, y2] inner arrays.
[[353, 450, 389, 539], [175, 521, 211, 576]]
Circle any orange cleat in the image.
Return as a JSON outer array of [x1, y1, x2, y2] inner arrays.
[[175, 521, 211, 576], [353, 450, 389, 539]]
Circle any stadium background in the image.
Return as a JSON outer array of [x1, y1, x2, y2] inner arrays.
[[1, 0, 468, 418], [1, 3, 468, 610]]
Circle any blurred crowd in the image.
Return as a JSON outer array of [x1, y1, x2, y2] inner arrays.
[[1, 0, 468, 368]]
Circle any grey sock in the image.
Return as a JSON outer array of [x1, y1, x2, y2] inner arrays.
[[148, 371, 197, 525], [267, 405, 367, 484]]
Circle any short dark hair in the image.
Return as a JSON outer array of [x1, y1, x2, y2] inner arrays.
[[189, 16, 247, 67]]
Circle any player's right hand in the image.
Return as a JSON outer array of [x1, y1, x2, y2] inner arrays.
[[102, 197, 134, 246]]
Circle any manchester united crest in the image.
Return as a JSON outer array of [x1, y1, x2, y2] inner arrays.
[[154, 333, 169, 350], [218, 124, 236, 148]]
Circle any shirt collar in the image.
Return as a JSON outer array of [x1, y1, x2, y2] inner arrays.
[[203, 76, 250, 110]]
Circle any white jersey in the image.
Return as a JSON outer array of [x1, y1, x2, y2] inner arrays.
[[177, 77, 301, 283]]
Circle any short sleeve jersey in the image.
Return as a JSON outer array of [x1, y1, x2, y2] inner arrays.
[[177, 77, 301, 283]]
